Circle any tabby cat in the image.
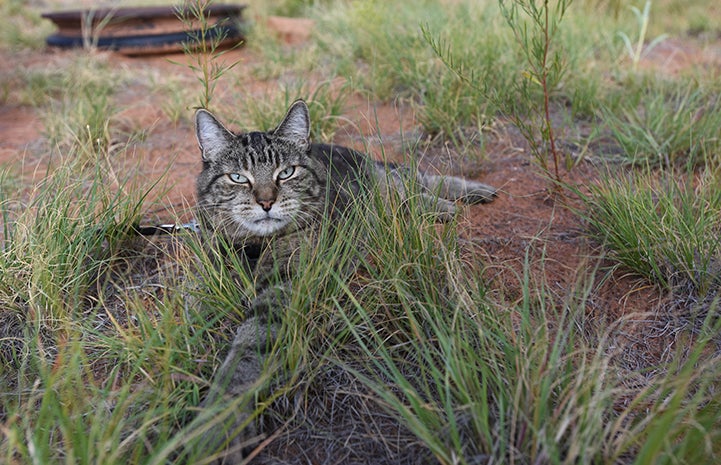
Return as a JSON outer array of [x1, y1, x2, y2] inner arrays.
[[195, 100, 495, 463]]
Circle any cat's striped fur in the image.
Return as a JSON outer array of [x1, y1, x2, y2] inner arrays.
[[196, 100, 495, 463]]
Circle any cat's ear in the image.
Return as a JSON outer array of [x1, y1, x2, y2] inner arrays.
[[195, 109, 233, 162], [273, 100, 310, 149]]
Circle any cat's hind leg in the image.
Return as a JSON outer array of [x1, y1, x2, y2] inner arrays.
[[419, 173, 497, 204]]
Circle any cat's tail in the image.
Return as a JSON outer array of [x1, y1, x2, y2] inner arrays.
[[418, 173, 497, 204]]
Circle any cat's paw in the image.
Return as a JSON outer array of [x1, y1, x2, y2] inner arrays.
[[250, 283, 290, 316], [461, 181, 497, 204]]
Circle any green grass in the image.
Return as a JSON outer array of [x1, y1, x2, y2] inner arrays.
[[229, 79, 349, 140], [340, 255, 721, 464], [3, 158, 721, 463], [30, 54, 121, 159], [0, 146, 223, 464], [0, 0, 53, 50], [576, 167, 721, 296], [600, 77, 721, 167], [313, 0, 627, 140], [3, 0, 721, 464], [315, 0, 512, 137]]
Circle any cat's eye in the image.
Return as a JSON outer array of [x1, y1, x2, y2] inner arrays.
[[228, 173, 250, 184], [277, 166, 296, 181]]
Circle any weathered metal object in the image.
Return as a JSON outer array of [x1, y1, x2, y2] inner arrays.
[[42, 4, 246, 55]]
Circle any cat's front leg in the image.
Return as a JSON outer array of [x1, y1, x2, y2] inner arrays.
[[200, 314, 275, 463], [201, 284, 289, 463]]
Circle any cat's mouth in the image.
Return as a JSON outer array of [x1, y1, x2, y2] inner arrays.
[[254, 217, 283, 224], [247, 215, 289, 236]]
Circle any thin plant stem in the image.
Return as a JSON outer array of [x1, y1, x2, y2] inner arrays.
[[541, 1, 560, 184]]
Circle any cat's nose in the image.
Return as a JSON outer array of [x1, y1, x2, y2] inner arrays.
[[254, 186, 278, 212], [258, 199, 274, 211]]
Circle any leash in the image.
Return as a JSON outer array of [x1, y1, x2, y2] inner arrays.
[[132, 220, 201, 236], [130, 220, 265, 263]]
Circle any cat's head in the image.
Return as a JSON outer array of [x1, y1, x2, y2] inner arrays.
[[195, 100, 325, 242]]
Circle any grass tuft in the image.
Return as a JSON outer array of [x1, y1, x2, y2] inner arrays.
[[0, 0, 53, 50], [576, 167, 721, 297]]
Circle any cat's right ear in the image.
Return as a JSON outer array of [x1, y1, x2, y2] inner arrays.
[[274, 99, 311, 150], [195, 109, 233, 162]]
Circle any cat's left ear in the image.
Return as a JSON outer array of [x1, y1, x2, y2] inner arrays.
[[274, 100, 310, 150], [195, 109, 234, 162]]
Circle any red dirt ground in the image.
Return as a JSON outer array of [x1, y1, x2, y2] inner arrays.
[[2, 18, 721, 369]]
